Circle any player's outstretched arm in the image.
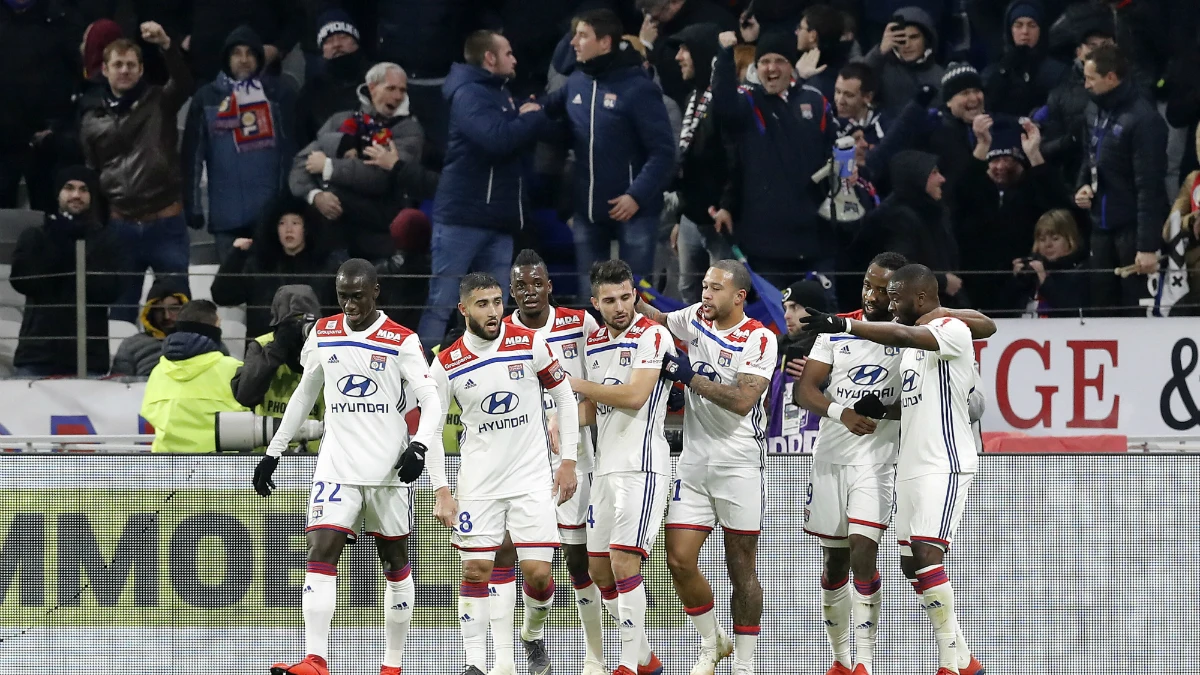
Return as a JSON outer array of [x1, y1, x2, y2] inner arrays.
[[918, 307, 997, 339], [426, 359, 455, 528], [571, 367, 660, 411], [255, 348, 324, 497], [577, 399, 596, 426], [800, 309, 940, 351]]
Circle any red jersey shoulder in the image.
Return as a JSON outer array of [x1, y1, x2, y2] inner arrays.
[[627, 314, 659, 337], [726, 318, 765, 344], [437, 338, 477, 370], [586, 325, 610, 346], [314, 314, 346, 337], [838, 309, 864, 320], [498, 324, 535, 351], [369, 318, 414, 346], [551, 307, 587, 332]]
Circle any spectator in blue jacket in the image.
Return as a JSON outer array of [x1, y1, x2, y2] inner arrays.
[[711, 29, 834, 295], [183, 25, 297, 262], [416, 29, 549, 350], [543, 9, 676, 293]]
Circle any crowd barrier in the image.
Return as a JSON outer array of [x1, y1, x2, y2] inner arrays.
[[0, 453, 1192, 674]]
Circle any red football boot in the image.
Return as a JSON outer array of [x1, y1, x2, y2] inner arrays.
[[825, 663, 853, 675], [637, 652, 663, 675], [959, 656, 986, 675], [379, 667, 401, 675], [270, 655, 329, 675]]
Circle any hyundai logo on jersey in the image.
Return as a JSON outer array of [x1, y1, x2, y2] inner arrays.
[[483, 391, 520, 415], [694, 362, 720, 383], [901, 369, 919, 392], [849, 364, 889, 386], [338, 374, 378, 397]]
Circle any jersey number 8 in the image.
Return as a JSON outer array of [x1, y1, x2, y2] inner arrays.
[[458, 512, 473, 533]]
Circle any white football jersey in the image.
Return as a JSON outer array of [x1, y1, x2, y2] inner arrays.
[[896, 316, 980, 480], [807, 331, 902, 466], [585, 314, 674, 476], [431, 323, 568, 500], [665, 304, 776, 468], [304, 313, 436, 486], [506, 306, 600, 474]]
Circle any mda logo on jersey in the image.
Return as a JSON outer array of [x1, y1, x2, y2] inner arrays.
[[563, 343, 578, 359], [370, 354, 387, 371], [508, 363, 524, 380], [619, 350, 631, 366], [482, 391, 520, 415], [504, 334, 531, 348], [848, 364, 889, 386], [338, 374, 378, 397]]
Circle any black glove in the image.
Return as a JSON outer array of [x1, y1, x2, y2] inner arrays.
[[854, 393, 888, 419], [396, 441, 427, 483], [271, 315, 305, 355], [253, 455, 279, 497], [915, 84, 937, 107], [798, 308, 848, 334], [667, 385, 685, 412], [662, 351, 695, 385]]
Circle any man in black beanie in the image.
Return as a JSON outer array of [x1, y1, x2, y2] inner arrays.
[[9, 165, 124, 377], [710, 28, 835, 296]]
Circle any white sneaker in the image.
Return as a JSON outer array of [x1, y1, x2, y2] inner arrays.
[[689, 630, 735, 675], [581, 660, 607, 675], [487, 662, 517, 675], [731, 658, 755, 675]]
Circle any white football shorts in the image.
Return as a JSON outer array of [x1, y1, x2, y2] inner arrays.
[[803, 460, 895, 548]]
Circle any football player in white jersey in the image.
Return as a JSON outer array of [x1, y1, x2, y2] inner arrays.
[[569, 259, 674, 675], [427, 273, 580, 675], [635, 261, 776, 675], [800, 264, 993, 675], [253, 259, 443, 675], [472, 249, 606, 675]]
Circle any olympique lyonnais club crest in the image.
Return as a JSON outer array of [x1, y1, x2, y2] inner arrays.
[[619, 350, 631, 367], [718, 350, 733, 367], [509, 363, 524, 380], [370, 354, 387, 371], [563, 343, 578, 359]]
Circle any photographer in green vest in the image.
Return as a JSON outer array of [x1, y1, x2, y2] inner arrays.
[[231, 285, 324, 441]]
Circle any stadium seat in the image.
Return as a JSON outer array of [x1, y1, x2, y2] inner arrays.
[[222, 318, 247, 360], [0, 264, 23, 313], [189, 264, 219, 301], [189, 227, 219, 265], [0, 317, 19, 377], [0, 209, 41, 265], [108, 319, 138, 361], [217, 305, 246, 325]]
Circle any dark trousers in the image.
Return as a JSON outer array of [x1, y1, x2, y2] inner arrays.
[[110, 213, 192, 322], [1089, 227, 1147, 316]]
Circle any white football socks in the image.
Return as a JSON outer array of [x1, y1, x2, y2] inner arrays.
[[383, 565, 414, 668], [488, 567, 517, 667], [852, 572, 882, 673], [916, 565, 961, 672], [685, 601, 718, 646], [572, 575, 605, 665], [821, 574, 852, 668], [521, 579, 556, 641], [616, 574, 648, 672], [459, 580, 491, 670]]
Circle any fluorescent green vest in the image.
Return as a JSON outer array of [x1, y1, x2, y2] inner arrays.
[[141, 351, 248, 453], [252, 333, 324, 421]]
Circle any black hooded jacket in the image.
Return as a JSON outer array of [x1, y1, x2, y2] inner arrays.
[[295, 50, 374, 145], [865, 150, 959, 284], [982, 0, 1068, 116], [209, 200, 339, 339], [182, 0, 296, 82], [10, 173, 123, 374], [668, 23, 737, 230]]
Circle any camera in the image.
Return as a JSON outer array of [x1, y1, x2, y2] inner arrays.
[[214, 412, 324, 452]]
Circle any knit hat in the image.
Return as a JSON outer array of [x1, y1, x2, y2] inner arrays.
[[390, 208, 431, 253], [782, 279, 830, 314], [941, 62, 983, 101], [986, 121, 1026, 162], [54, 165, 101, 200], [1007, 2, 1042, 27], [82, 19, 123, 80], [316, 9, 360, 48], [755, 31, 798, 65]]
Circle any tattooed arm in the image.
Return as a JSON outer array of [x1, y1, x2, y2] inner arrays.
[[686, 372, 771, 417]]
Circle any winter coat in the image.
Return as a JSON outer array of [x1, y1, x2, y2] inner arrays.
[[542, 45, 676, 226], [1080, 80, 1169, 252], [432, 63, 547, 234], [643, 0, 737, 105], [955, 158, 1069, 311], [1008, 248, 1088, 317], [668, 23, 738, 231], [141, 331, 246, 453], [183, 26, 297, 234], [230, 284, 321, 414], [290, 87, 425, 201], [209, 212, 338, 339], [865, 150, 959, 288], [79, 45, 194, 219], [0, 1, 81, 155], [1036, 60, 1089, 180], [710, 45, 832, 261], [111, 278, 190, 377], [295, 51, 374, 145], [861, 7, 945, 115], [982, 1, 1068, 117], [10, 213, 122, 374]]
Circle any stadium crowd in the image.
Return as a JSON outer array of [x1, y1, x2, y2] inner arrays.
[[2, 0, 1200, 378]]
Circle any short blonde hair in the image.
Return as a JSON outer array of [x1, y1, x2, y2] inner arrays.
[[1033, 209, 1080, 254]]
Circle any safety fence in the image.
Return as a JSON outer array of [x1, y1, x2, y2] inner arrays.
[[0, 453, 1192, 674]]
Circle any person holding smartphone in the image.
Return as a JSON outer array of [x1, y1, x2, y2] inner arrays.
[[862, 8, 944, 116]]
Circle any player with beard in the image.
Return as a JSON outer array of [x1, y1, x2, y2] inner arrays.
[[472, 250, 606, 675], [800, 264, 992, 675], [254, 259, 441, 675], [570, 260, 675, 675], [636, 260, 776, 675], [428, 273, 580, 675]]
